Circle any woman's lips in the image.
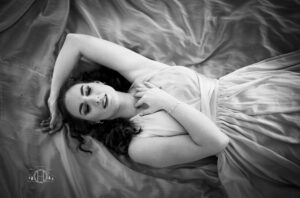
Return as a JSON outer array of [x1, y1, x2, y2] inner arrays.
[[103, 94, 108, 108]]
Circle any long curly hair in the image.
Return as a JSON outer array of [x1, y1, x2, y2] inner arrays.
[[57, 64, 141, 156]]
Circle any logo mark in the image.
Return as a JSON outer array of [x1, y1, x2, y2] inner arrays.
[[28, 167, 54, 184]]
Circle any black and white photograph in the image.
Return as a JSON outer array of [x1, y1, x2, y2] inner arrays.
[[0, 0, 300, 197]]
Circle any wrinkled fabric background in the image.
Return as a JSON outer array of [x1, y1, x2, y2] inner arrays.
[[0, 0, 300, 197]]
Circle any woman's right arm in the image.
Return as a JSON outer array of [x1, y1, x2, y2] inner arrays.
[[50, 33, 169, 99], [40, 35, 81, 133], [44, 34, 168, 132], [49, 34, 81, 100], [41, 35, 82, 132]]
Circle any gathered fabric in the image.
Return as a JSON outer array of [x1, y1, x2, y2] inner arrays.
[[210, 50, 300, 198], [129, 50, 300, 198]]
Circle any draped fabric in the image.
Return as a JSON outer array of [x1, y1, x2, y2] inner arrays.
[[215, 51, 300, 198], [124, 52, 300, 198], [1, 0, 300, 198]]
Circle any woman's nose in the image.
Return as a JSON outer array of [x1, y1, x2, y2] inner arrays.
[[95, 95, 101, 105], [93, 95, 102, 106], [83, 95, 102, 106]]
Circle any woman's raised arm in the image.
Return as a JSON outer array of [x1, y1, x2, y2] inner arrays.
[[49, 34, 80, 100], [50, 33, 168, 100], [69, 34, 169, 82]]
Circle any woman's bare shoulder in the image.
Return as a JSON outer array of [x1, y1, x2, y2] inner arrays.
[[130, 63, 170, 86]]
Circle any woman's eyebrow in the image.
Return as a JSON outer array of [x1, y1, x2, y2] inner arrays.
[[80, 85, 83, 96], [79, 103, 83, 115], [79, 85, 83, 115]]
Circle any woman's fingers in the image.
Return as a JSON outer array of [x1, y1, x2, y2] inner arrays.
[[143, 81, 156, 88], [134, 91, 145, 98], [40, 121, 50, 127], [135, 83, 147, 89], [41, 123, 63, 134], [41, 128, 56, 134], [136, 81, 157, 88], [40, 118, 55, 129], [40, 121, 49, 126], [40, 117, 51, 123], [40, 116, 55, 130], [135, 97, 145, 108], [40, 118, 51, 126], [41, 125, 51, 133], [135, 87, 148, 92], [139, 109, 152, 116]]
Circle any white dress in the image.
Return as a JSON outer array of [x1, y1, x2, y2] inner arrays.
[[129, 50, 300, 198]]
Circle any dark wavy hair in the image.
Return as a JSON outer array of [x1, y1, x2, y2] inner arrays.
[[57, 64, 141, 156]]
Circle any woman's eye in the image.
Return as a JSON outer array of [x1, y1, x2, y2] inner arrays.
[[84, 104, 90, 115], [86, 86, 91, 95]]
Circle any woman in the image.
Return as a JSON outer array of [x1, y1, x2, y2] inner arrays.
[[41, 34, 300, 197]]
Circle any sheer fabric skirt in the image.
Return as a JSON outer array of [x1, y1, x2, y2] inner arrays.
[[215, 50, 300, 198]]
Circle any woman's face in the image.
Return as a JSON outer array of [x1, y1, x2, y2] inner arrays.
[[64, 82, 120, 122]]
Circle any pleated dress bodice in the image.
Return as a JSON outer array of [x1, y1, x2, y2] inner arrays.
[[128, 66, 218, 138]]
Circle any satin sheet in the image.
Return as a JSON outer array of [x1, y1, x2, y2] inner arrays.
[[1, 0, 300, 198]]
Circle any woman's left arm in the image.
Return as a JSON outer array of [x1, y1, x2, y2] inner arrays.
[[135, 82, 229, 155]]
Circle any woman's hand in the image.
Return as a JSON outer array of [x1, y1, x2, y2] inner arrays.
[[134, 81, 175, 116], [40, 97, 63, 134]]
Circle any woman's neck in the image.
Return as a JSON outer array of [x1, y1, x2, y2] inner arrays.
[[113, 91, 138, 119]]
